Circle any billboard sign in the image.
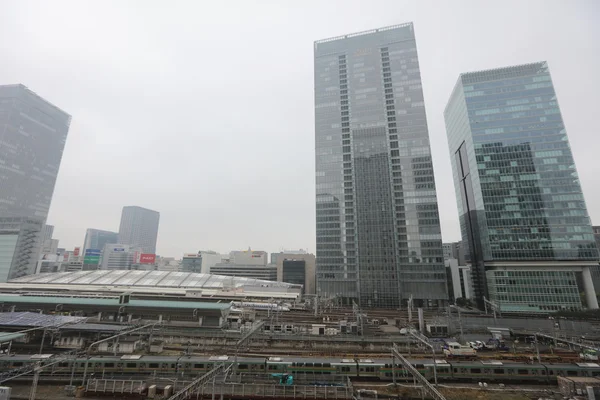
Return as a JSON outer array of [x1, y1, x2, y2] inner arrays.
[[139, 254, 156, 264], [112, 247, 125, 252], [84, 248, 101, 265], [73, 247, 81, 257]]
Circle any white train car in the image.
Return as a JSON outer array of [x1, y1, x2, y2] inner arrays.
[[231, 301, 290, 311]]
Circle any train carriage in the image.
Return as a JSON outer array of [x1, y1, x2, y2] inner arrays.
[[378, 358, 438, 381], [355, 359, 384, 379], [333, 358, 357, 377], [285, 357, 337, 376], [545, 362, 600, 379], [2, 353, 600, 385]]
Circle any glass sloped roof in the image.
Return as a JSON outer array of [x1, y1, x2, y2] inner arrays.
[[8, 271, 299, 290]]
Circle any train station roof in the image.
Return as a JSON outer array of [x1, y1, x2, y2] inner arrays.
[[2, 270, 301, 301], [0, 295, 231, 310]]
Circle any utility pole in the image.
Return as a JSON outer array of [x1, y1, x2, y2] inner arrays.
[[409, 330, 438, 386], [534, 333, 541, 363], [38, 329, 46, 354], [408, 295, 413, 324], [29, 362, 41, 400], [449, 305, 463, 342]]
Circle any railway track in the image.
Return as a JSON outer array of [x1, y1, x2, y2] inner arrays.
[[164, 345, 582, 362]]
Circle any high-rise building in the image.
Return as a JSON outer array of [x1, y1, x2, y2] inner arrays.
[[42, 225, 54, 242], [444, 62, 598, 312], [40, 224, 58, 256], [118, 206, 160, 254], [442, 241, 466, 265], [0, 216, 44, 282], [82, 228, 119, 255], [314, 23, 447, 308], [0, 85, 71, 220]]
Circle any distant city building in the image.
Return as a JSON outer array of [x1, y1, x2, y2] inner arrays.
[[229, 249, 268, 266], [0, 217, 44, 282], [118, 206, 159, 254], [445, 259, 472, 303], [594, 226, 600, 254], [39, 224, 59, 257], [41, 239, 59, 255], [82, 229, 118, 256], [156, 256, 180, 272], [36, 254, 63, 274], [100, 244, 136, 270], [314, 24, 447, 308], [210, 263, 277, 281], [442, 241, 466, 265], [42, 225, 54, 242], [0, 85, 71, 220], [274, 252, 316, 295], [271, 249, 307, 265], [445, 62, 598, 312], [181, 251, 224, 274]]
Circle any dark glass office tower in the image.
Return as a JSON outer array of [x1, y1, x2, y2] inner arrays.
[[445, 62, 598, 312], [314, 23, 447, 308]]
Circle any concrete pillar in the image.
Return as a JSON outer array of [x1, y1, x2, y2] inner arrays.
[[582, 267, 599, 309]]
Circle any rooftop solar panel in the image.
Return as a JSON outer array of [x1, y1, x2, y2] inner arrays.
[[0, 312, 84, 327]]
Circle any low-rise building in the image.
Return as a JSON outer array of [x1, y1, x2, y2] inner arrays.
[[181, 251, 224, 274], [274, 252, 316, 294], [229, 249, 268, 266], [210, 263, 277, 281]]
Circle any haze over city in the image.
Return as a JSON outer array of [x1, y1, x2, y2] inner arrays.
[[1, 0, 598, 257]]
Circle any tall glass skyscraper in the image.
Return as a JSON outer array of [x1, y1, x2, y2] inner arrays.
[[118, 206, 160, 254], [444, 62, 598, 312], [0, 84, 71, 220], [314, 23, 447, 308], [82, 228, 119, 255]]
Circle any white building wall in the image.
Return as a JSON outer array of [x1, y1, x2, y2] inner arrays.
[[199, 252, 225, 273], [230, 250, 267, 266]]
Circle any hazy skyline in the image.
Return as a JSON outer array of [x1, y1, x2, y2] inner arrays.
[[1, 0, 598, 257]]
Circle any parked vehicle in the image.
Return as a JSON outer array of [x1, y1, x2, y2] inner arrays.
[[443, 342, 477, 357]]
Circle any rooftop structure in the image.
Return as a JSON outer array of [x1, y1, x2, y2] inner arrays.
[[2, 270, 302, 301]]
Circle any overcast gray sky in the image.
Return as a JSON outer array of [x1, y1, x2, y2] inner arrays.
[[1, 0, 598, 257]]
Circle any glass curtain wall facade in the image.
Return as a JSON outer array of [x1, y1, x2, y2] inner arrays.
[[83, 229, 119, 255], [118, 206, 160, 254], [314, 23, 447, 308], [0, 85, 71, 220], [444, 62, 598, 311]]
